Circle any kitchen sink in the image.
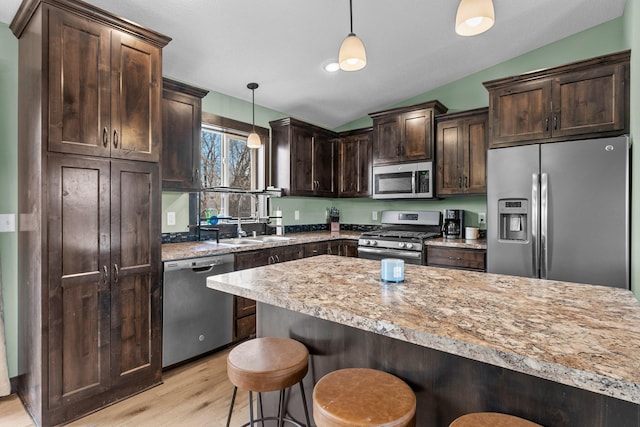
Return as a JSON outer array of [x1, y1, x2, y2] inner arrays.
[[218, 238, 264, 246], [249, 235, 296, 243]]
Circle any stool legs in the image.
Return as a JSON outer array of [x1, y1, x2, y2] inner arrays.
[[226, 380, 311, 427]]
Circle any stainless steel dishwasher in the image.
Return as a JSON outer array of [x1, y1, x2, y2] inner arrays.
[[162, 254, 234, 367]]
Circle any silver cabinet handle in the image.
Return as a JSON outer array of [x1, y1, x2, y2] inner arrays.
[[102, 265, 108, 284], [540, 173, 549, 279], [113, 129, 119, 148], [113, 264, 119, 284], [532, 173, 539, 277], [102, 127, 109, 147]]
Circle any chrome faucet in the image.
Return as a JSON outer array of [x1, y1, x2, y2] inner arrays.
[[236, 193, 255, 238]]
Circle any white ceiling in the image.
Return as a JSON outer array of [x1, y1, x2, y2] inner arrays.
[[0, 0, 628, 129]]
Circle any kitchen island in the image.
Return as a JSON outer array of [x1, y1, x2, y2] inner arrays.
[[207, 255, 640, 426]]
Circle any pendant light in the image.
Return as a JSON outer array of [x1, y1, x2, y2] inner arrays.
[[246, 82, 261, 149], [455, 0, 495, 36], [338, 0, 367, 71]]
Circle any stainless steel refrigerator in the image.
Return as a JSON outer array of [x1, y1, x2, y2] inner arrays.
[[487, 136, 629, 288]]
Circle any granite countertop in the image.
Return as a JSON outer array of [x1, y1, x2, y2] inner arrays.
[[162, 230, 485, 261], [207, 255, 640, 404], [425, 237, 487, 250], [162, 231, 361, 261]]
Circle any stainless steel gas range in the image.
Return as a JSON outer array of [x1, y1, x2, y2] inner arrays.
[[357, 210, 442, 265]]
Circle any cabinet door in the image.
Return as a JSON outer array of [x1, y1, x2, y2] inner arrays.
[[341, 240, 359, 257], [489, 80, 551, 147], [436, 119, 463, 196], [276, 244, 305, 262], [402, 109, 433, 161], [464, 116, 488, 194], [552, 64, 627, 138], [48, 10, 111, 158], [235, 249, 272, 270], [313, 135, 336, 196], [110, 31, 162, 162], [373, 116, 400, 165], [356, 133, 372, 196], [47, 155, 111, 408], [339, 137, 359, 196], [110, 160, 161, 386], [291, 125, 315, 195], [161, 88, 202, 190], [426, 246, 486, 271]]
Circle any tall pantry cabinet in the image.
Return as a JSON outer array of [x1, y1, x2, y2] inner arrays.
[[10, 0, 170, 425]]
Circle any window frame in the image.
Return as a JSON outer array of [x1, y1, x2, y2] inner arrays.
[[200, 112, 270, 220]]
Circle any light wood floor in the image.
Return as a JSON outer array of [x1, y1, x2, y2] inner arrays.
[[0, 347, 253, 426]]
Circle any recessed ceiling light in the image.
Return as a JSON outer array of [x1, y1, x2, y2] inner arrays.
[[324, 62, 340, 73]]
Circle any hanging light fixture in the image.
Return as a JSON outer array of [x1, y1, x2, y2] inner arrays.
[[246, 82, 261, 149], [455, 0, 495, 37], [338, 0, 367, 71]]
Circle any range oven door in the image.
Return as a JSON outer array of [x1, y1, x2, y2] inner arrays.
[[357, 246, 423, 265]]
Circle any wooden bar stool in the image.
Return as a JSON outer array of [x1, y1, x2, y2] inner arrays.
[[449, 412, 542, 427], [313, 368, 416, 427], [226, 337, 312, 427]]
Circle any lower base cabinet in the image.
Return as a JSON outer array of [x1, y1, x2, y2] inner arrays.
[[232, 239, 358, 341], [426, 246, 486, 271]]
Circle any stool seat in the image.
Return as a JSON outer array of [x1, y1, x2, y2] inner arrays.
[[449, 412, 542, 427], [313, 368, 416, 427], [227, 337, 309, 392]]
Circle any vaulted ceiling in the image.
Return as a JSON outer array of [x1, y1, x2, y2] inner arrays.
[[0, 0, 628, 129]]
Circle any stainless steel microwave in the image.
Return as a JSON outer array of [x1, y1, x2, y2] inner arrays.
[[372, 161, 433, 199]]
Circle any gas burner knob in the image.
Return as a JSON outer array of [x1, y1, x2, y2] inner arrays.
[[405, 243, 413, 249], [370, 240, 378, 246], [398, 242, 406, 248]]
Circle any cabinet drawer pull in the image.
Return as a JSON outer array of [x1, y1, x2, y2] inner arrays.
[[458, 176, 462, 188], [102, 127, 108, 147], [102, 265, 108, 284], [113, 129, 119, 148], [553, 115, 558, 130], [275, 254, 280, 263], [268, 255, 274, 264], [545, 117, 549, 132], [448, 256, 463, 261], [464, 176, 468, 188], [113, 264, 119, 283]]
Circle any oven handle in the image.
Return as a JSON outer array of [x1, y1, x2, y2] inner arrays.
[[357, 247, 422, 260]]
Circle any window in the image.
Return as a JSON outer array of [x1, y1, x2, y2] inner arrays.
[[199, 113, 268, 221]]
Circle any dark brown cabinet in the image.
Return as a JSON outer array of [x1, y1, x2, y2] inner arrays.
[[233, 244, 305, 341], [270, 118, 337, 197], [12, 1, 169, 425], [426, 246, 486, 272], [483, 50, 629, 148], [47, 8, 163, 162], [161, 79, 208, 191], [369, 101, 448, 165], [436, 108, 488, 196], [338, 128, 372, 197], [304, 240, 343, 257]]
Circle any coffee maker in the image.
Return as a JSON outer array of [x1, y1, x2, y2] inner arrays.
[[443, 209, 464, 239]]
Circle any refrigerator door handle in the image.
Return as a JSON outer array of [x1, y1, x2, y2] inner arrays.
[[531, 173, 539, 277], [540, 172, 549, 279]]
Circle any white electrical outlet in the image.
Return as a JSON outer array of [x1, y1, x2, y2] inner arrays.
[[167, 211, 176, 226], [294, 210, 300, 221], [478, 212, 486, 227], [0, 214, 16, 232], [372, 211, 378, 221]]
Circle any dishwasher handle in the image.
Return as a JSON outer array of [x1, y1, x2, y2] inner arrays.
[[163, 254, 235, 272]]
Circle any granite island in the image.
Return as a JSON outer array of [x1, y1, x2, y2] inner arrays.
[[207, 255, 640, 426]]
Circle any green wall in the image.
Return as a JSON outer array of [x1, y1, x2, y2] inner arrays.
[[0, 8, 637, 379], [0, 23, 18, 379]]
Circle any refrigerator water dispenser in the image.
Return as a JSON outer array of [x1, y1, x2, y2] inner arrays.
[[498, 199, 528, 241]]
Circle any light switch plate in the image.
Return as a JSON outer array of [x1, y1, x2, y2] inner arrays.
[[167, 211, 176, 226], [0, 214, 16, 232], [372, 211, 378, 221], [294, 210, 300, 221], [478, 212, 486, 226]]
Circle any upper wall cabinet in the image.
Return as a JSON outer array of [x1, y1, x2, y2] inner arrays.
[[47, 8, 164, 162], [270, 118, 337, 197], [436, 108, 488, 196], [483, 50, 630, 149], [337, 128, 372, 198], [369, 101, 448, 165], [161, 78, 209, 191]]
